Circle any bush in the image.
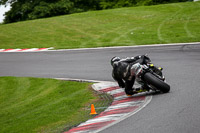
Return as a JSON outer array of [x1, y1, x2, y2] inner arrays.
[[100, 0, 136, 9], [99, 0, 188, 9], [29, 1, 74, 19]]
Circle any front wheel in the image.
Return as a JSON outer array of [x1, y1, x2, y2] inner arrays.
[[143, 72, 170, 93]]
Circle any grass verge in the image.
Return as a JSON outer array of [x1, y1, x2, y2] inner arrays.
[[0, 77, 109, 133], [0, 2, 200, 49]]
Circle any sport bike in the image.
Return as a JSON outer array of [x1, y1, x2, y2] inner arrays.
[[132, 57, 170, 93]]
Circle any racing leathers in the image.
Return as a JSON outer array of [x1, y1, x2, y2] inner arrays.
[[111, 55, 151, 95]]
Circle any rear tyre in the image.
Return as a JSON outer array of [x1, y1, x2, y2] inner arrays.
[[143, 72, 170, 93]]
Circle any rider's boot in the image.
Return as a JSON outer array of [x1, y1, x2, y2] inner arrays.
[[125, 89, 138, 96], [126, 87, 146, 96], [133, 84, 151, 93]]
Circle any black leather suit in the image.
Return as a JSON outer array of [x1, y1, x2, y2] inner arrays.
[[111, 55, 151, 95]]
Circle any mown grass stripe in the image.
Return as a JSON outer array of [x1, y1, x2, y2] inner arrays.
[[0, 77, 96, 133]]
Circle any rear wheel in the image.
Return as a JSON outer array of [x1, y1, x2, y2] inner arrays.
[[143, 72, 170, 93]]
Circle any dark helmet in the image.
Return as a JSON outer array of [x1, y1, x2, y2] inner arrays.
[[111, 56, 120, 66]]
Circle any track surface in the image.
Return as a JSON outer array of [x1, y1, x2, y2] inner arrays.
[[0, 43, 200, 133]]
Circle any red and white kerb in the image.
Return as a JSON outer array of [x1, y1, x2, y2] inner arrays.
[[65, 82, 152, 133]]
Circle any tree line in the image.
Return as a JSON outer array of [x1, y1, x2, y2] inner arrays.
[[0, 0, 188, 24]]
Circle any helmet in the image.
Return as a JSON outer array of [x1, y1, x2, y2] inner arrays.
[[111, 56, 120, 66]]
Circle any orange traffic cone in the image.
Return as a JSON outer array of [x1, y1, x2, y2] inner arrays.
[[90, 104, 97, 115]]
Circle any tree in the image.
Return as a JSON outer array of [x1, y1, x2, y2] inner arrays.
[[0, 0, 189, 23], [1, 0, 75, 23], [0, 0, 102, 23], [28, 1, 74, 20]]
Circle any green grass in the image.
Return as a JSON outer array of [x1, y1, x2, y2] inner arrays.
[[0, 2, 200, 49], [0, 77, 97, 133]]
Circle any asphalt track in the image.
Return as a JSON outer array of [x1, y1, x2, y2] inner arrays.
[[0, 43, 200, 133]]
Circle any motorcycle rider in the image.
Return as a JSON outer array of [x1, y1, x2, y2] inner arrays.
[[111, 54, 153, 96]]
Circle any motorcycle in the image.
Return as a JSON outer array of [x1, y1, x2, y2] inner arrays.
[[132, 56, 170, 93]]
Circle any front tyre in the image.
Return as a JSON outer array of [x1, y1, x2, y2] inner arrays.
[[143, 72, 170, 93]]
